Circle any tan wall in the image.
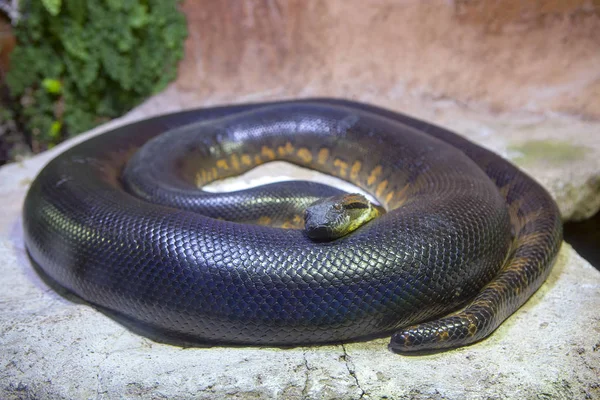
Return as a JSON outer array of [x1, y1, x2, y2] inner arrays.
[[175, 0, 600, 119]]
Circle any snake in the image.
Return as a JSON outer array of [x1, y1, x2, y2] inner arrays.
[[22, 98, 563, 353]]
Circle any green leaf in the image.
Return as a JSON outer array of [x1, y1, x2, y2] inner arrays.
[[49, 121, 62, 139], [63, 106, 99, 137], [163, 18, 187, 48], [61, 22, 89, 60], [100, 45, 132, 90], [104, 0, 122, 11], [42, 79, 63, 94], [64, 0, 87, 25], [63, 55, 99, 95], [130, 4, 148, 28], [116, 25, 135, 52], [6, 48, 38, 96], [8, 0, 188, 147], [42, 0, 62, 16]]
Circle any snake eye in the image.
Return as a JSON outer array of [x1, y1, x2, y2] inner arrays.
[[344, 201, 369, 209], [333, 203, 343, 211]]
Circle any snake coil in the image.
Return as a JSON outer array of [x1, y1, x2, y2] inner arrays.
[[23, 99, 562, 352]]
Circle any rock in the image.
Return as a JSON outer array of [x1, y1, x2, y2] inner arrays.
[[175, 0, 600, 119], [1, 102, 599, 399], [424, 106, 600, 222]]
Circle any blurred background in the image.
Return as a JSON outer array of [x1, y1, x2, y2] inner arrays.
[[1, 0, 599, 267]]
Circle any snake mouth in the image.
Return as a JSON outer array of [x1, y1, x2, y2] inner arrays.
[[304, 224, 335, 241]]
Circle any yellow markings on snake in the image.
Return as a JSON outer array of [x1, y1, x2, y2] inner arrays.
[[389, 184, 411, 208], [498, 183, 511, 198], [216, 159, 229, 170], [296, 148, 313, 163], [385, 191, 394, 205], [254, 155, 262, 165], [367, 165, 382, 186], [230, 154, 240, 170], [487, 263, 519, 292], [280, 215, 304, 229], [257, 216, 272, 225], [502, 255, 530, 272], [350, 161, 362, 181], [518, 231, 548, 243], [317, 148, 330, 165], [508, 197, 525, 214], [241, 154, 252, 166], [277, 142, 294, 157], [292, 215, 303, 225], [439, 331, 450, 341], [261, 146, 276, 160], [376, 180, 388, 198], [333, 159, 348, 177], [467, 323, 478, 336], [197, 169, 210, 185]]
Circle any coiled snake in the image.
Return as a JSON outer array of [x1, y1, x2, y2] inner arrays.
[[23, 99, 562, 352]]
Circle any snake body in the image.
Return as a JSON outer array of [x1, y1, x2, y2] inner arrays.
[[23, 99, 562, 352]]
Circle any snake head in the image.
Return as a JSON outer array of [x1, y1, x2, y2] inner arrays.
[[304, 193, 383, 241]]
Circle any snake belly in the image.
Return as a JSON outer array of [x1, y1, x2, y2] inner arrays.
[[22, 99, 563, 352]]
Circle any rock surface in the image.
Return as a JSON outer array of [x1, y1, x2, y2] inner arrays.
[[1, 102, 600, 399], [176, 0, 600, 119]]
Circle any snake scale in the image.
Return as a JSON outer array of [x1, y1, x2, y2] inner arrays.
[[23, 99, 562, 352]]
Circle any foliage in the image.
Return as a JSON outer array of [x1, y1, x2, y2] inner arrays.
[[5, 0, 187, 150]]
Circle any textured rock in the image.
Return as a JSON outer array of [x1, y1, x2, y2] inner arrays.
[[176, 0, 600, 119], [428, 107, 600, 221], [1, 103, 599, 399]]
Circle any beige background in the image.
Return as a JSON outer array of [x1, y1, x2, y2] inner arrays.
[[170, 0, 600, 119]]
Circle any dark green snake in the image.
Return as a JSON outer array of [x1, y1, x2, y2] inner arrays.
[[22, 99, 562, 352]]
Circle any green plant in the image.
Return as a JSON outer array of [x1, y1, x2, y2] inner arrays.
[[5, 0, 187, 150]]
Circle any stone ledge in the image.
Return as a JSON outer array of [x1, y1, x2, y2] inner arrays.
[[1, 100, 599, 399]]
